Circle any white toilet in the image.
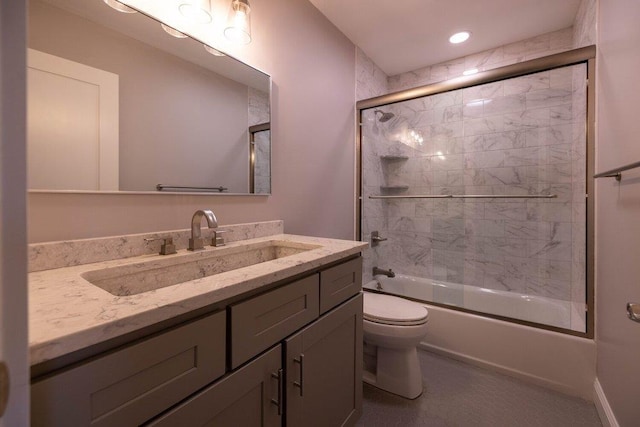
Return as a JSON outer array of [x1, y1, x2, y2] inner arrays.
[[362, 292, 429, 399]]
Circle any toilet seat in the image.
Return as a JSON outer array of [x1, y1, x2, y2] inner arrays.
[[363, 292, 429, 326]]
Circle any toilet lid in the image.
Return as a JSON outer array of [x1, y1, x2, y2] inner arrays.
[[363, 292, 429, 326]]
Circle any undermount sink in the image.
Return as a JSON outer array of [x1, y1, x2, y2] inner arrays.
[[81, 240, 321, 296]]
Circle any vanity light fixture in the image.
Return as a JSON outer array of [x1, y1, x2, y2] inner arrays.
[[449, 31, 471, 44], [204, 44, 226, 56], [224, 0, 252, 45], [161, 23, 188, 38], [103, 0, 136, 13], [179, 0, 213, 24]]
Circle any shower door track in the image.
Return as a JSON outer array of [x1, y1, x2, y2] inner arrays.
[[368, 194, 558, 200]]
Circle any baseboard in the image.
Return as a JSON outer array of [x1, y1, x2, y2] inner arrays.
[[593, 378, 619, 427], [418, 342, 589, 399]]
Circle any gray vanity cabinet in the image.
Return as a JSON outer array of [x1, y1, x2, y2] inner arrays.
[[31, 256, 363, 426], [146, 345, 283, 427], [31, 311, 226, 427], [286, 294, 363, 427]]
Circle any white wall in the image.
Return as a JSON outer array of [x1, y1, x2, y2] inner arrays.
[[28, 0, 357, 242], [595, 0, 640, 425]]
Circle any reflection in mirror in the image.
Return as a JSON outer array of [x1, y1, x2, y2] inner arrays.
[[27, 0, 271, 194]]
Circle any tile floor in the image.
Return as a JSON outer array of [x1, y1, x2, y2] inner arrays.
[[356, 350, 602, 427]]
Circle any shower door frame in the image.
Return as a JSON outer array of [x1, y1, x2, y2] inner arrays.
[[356, 45, 596, 338]]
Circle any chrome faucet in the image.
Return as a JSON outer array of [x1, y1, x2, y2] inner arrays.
[[373, 266, 395, 278], [188, 209, 218, 251]]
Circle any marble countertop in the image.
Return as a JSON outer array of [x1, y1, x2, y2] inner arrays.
[[29, 234, 368, 366]]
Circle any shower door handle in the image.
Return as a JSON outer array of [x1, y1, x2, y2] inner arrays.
[[627, 302, 640, 323]]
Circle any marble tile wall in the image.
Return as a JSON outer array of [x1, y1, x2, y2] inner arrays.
[[248, 87, 270, 126], [248, 88, 271, 193], [356, 47, 388, 101], [387, 28, 574, 93], [573, 0, 597, 48], [361, 64, 588, 306], [253, 129, 271, 193]]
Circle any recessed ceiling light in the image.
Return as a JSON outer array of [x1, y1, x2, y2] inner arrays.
[[449, 31, 471, 44], [463, 68, 479, 76]]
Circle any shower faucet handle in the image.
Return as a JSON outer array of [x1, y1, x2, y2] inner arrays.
[[371, 231, 387, 246]]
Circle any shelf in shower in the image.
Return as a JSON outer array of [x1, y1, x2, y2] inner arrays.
[[379, 185, 409, 191], [380, 155, 409, 161]]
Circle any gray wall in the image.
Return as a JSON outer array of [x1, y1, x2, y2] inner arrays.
[[27, 0, 356, 242], [29, 0, 249, 192], [0, 1, 29, 425], [596, 0, 640, 425]]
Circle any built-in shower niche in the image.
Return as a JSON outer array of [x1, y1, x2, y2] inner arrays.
[[359, 50, 593, 335], [380, 155, 410, 192]]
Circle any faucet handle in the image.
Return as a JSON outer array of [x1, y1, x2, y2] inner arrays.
[[211, 229, 229, 247], [144, 237, 177, 255]]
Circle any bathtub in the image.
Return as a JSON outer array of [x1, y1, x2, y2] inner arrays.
[[363, 274, 596, 400], [365, 273, 584, 331]]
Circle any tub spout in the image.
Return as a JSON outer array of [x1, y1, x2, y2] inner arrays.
[[373, 266, 395, 278]]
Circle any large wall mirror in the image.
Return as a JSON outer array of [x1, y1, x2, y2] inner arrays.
[[27, 0, 271, 194]]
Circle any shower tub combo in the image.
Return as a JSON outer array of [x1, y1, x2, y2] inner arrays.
[[357, 47, 596, 399]]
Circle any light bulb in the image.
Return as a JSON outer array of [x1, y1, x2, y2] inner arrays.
[[161, 23, 188, 38], [204, 44, 225, 56], [179, 0, 212, 24], [224, 0, 252, 45], [103, 0, 136, 13]]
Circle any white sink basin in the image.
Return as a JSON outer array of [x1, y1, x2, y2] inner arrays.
[[81, 240, 321, 296]]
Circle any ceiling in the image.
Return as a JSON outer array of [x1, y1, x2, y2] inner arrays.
[[308, 0, 582, 76]]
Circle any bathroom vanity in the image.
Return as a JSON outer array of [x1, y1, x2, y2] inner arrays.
[[28, 221, 367, 426]]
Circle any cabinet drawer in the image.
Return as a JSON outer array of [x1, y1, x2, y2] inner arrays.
[[319, 257, 362, 314], [31, 311, 226, 427], [230, 274, 319, 368]]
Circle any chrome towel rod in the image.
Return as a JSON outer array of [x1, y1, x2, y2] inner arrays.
[[368, 194, 557, 200], [594, 160, 640, 181], [156, 184, 228, 192]]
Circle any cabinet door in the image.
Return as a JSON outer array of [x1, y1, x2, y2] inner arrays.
[[230, 274, 319, 369], [285, 294, 363, 427], [146, 345, 282, 427], [31, 311, 226, 427]]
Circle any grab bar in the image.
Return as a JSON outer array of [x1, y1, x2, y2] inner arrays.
[[156, 184, 228, 193], [594, 160, 640, 181], [368, 194, 557, 200]]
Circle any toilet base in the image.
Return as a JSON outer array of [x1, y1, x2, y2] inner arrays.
[[363, 344, 423, 399]]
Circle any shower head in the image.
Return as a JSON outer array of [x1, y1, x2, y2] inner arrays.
[[374, 109, 395, 122]]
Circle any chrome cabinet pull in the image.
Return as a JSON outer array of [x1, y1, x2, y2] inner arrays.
[[0, 361, 8, 418], [270, 368, 283, 415], [627, 302, 640, 323], [293, 354, 304, 397]]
